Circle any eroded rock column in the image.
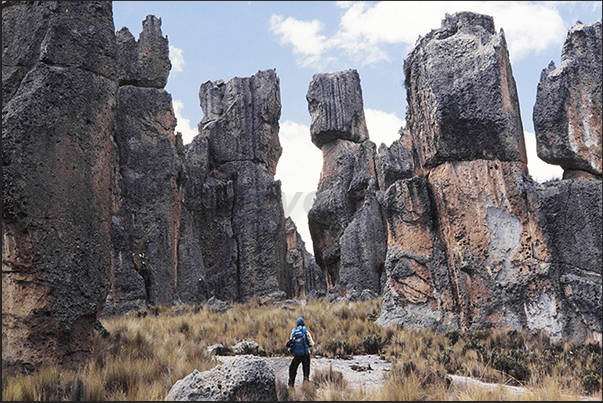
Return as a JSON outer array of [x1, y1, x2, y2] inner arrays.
[[2, 1, 117, 372], [306, 69, 387, 298], [187, 69, 288, 302], [104, 15, 183, 315]]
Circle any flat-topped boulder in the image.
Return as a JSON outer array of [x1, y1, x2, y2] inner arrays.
[[404, 11, 527, 170], [306, 69, 369, 148]]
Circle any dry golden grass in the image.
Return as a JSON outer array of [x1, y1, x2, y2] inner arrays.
[[2, 297, 601, 401]]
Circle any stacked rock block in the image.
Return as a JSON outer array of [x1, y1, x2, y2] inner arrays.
[[534, 21, 602, 180], [306, 69, 387, 298], [103, 15, 185, 316], [531, 21, 602, 341], [376, 12, 601, 342], [2, 1, 117, 372]]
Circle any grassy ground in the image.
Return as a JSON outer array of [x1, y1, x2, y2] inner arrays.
[[2, 297, 601, 400]]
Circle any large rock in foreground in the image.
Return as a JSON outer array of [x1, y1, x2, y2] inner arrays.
[[166, 355, 277, 401], [533, 21, 602, 178]]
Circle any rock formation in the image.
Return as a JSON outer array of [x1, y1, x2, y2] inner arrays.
[[533, 21, 602, 180], [165, 355, 277, 401], [182, 69, 288, 303], [375, 11, 601, 343], [285, 217, 327, 298], [103, 15, 185, 317], [306, 69, 387, 297], [2, 1, 117, 372]]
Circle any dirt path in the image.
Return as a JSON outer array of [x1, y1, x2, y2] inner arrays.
[[214, 355, 600, 400], [214, 354, 391, 391]]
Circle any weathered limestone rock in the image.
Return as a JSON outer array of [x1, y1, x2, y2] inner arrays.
[[533, 21, 602, 178], [183, 70, 287, 302], [307, 70, 386, 293], [166, 355, 277, 401], [285, 217, 327, 298], [404, 12, 527, 170], [307, 69, 369, 148], [377, 177, 456, 331], [103, 14, 191, 316], [339, 180, 387, 296], [526, 178, 602, 341], [427, 160, 551, 332], [116, 15, 171, 88], [375, 134, 415, 191], [199, 69, 282, 176], [108, 85, 182, 308], [2, 1, 117, 372], [308, 139, 383, 288]]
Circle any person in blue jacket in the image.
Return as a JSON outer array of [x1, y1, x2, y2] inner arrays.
[[288, 317, 315, 387]]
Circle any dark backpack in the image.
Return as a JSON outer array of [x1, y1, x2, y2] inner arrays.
[[291, 326, 308, 355]]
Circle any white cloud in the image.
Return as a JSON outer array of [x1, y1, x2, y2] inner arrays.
[[364, 108, 405, 148], [275, 120, 323, 252], [172, 100, 198, 144], [270, 1, 568, 67], [169, 45, 185, 72], [269, 15, 332, 68], [523, 130, 563, 183]]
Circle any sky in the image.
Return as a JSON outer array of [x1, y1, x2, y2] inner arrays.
[[113, 1, 602, 252]]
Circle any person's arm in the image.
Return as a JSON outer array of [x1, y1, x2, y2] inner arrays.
[[306, 330, 315, 347]]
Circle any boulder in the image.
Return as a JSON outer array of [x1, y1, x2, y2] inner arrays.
[[307, 69, 369, 148], [2, 0, 117, 373], [375, 135, 415, 191], [232, 339, 260, 355], [116, 15, 171, 88], [166, 355, 277, 401], [533, 21, 602, 177], [404, 11, 527, 170]]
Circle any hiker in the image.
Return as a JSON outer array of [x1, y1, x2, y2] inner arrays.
[[288, 317, 315, 387]]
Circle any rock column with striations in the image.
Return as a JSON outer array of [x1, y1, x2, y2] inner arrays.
[[306, 69, 387, 298], [186, 69, 288, 303], [2, 1, 117, 372]]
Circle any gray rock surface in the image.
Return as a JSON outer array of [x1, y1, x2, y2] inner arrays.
[[116, 15, 171, 88], [404, 11, 527, 170], [166, 355, 277, 401], [375, 136, 415, 191], [199, 69, 282, 176], [285, 217, 328, 298], [307, 69, 369, 148], [2, 0, 117, 372], [533, 21, 602, 177], [106, 85, 182, 310]]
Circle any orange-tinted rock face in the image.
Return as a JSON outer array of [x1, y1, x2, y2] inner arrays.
[[428, 160, 551, 331], [2, 1, 117, 373]]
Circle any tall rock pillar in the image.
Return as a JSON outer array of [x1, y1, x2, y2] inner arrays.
[[104, 15, 183, 315], [2, 1, 117, 372], [306, 69, 387, 298], [186, 69, 288, 302]]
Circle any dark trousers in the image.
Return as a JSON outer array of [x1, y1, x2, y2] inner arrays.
[[288, 354, 310, 386]]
